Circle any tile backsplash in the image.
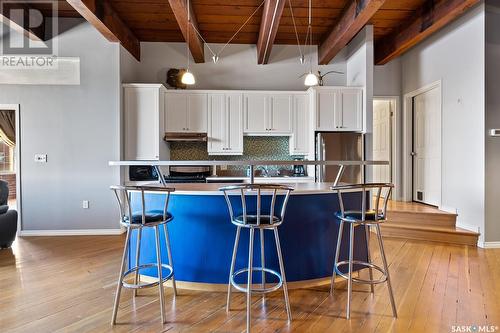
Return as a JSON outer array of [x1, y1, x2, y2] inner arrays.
[[170, 136, 299, 176]]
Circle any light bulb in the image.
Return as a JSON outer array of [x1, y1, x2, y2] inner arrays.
[[181, 70, 195, 85], [304, 71, 318, 86]]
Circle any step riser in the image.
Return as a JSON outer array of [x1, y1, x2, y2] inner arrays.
[[378, 226, 478, 246], [387, 212, 456, 227]]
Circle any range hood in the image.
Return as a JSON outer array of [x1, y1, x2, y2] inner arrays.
[[164, 132, 208, 142]]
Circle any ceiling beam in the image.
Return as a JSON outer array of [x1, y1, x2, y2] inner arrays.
[[375, 0, 480, 65], [257, 0, 286, 64], [318, 0, 386, 65], [66, 0, 140, 60], [0, 3, 45, 41], [168, 0, 205, 63]]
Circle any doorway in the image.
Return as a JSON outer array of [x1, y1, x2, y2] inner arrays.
[[403, 81, 442, 207], [373, 97, 398, 198]]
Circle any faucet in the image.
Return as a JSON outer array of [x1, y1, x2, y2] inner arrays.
[[256, 165, 270, 177]]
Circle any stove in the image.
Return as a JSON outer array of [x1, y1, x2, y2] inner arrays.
[[162, 166, 211, 183]]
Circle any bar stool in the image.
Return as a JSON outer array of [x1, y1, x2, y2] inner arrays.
[[110, 185, 177, 325], [330, 183, 397, 319], [220, 184, 294, 333]]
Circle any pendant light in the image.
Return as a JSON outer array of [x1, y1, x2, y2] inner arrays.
[[181, 0, 195, 85], [304, 0, 318, 86]]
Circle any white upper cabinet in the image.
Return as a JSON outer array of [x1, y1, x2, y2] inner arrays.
[[164, 92, 207, 132], [290, 94, 310, 155], [313, 87, 363, 132], [244, 92, 292, 135], [208, 93, 243, 155], [123, 84, 168, 161]]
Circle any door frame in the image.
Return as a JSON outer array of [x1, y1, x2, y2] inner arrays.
[[402, 80, 442, 204], [0, 104, 22, 234], [373, 96, 400, 200]]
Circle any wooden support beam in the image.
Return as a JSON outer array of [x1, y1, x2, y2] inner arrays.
[[168, 0, 205, 63], [375, 0, 481, 65], [66, 0, 140, 60], [0, 3, 45, 41], [318, 0, 386, 65], [257, 0, 286, 64]]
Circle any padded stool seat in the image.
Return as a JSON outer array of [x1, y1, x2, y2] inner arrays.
[[334, 210, 385, 223], [124, 210, 173, 224], [234, 215, 281, 227]]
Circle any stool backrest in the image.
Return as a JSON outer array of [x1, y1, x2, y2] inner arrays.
[[219, 184, 294, 225], [110, 185, 175, 225], [331, 183, 393, 222]]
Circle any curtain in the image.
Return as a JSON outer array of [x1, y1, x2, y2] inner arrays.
[[0, 111, 15, 147]]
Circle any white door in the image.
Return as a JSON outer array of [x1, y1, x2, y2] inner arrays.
[[244, 93, 267, 133], [270, 94, 292, 133], [373, 100, 392, 183], [187, 93, 207, 132], [165, 93, 188, 132], [340, 89, 362, 131], [413, 87, 441, 206], [226, 93, 243, 154], [290, 94, 309, 155], [208, 94, 226, 154]]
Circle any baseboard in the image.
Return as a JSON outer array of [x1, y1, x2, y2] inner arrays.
[[478, 241, 500, 249], [19, 228, 125, 236]]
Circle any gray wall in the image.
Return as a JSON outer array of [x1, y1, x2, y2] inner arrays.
[[374, 59, 401, 97], [0, 18, 122, 231], [400, 4, 486, 241], [123, 42, 347, 90], [485, 2, 500, 243]]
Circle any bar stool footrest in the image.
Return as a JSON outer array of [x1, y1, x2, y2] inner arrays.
[[122, 263, 174, 289], [230, 267, 283, 294], [335, 260, 387, 285]]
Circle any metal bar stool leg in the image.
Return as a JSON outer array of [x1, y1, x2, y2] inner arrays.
[[346, 223, 355, 319], [154, 225, 166, 324], [274, 228, 292, 322], [163, 223, 177, 296], [247, 228, 255, 333], [133, 228, 142, 297], [260, 229, 265, 296], [111, 227, 131, 325], [227, 226, 241, 312], [375, 224, 398, 318], [365, 225, 375, 294], [331, 220, 344, 295]]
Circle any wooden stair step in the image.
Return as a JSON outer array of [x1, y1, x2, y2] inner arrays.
[[386, 210, 457, 227], [378, 223, 479, 246]]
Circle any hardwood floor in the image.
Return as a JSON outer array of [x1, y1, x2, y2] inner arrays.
[[1, 235, 499, 333]]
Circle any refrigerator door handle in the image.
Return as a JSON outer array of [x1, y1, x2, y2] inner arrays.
[[316, 133, 326, 182]]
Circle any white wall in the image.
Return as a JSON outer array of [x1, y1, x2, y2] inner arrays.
[[400, 4, 485, 241], [124, 42, 347, 90], [374, 58, 401, 97], [0, 18, 122, 231]]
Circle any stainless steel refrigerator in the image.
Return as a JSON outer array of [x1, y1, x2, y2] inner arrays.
[[316, 132, 364, 183]]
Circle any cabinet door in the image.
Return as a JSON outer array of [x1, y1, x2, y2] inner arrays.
[[226, 93, 243, 154], [270, 94, 292, 133], [340, 89, 363, 131], [208, 94, 226, 154], [165, 93, 188, 131], [316, 90, 339, 131], [124, 87, 160, 160], [290, 94, 309, 155], [187, 93, 208, 132], [244, 93, 268, 133]]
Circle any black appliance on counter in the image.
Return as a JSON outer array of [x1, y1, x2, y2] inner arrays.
[[293, 158, 307, 177], [129, 165, 159, 181], [163, 166, 211, 183]]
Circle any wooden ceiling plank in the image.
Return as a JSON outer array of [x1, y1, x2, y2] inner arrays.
[[167, 0, 205, 63], [257, 0, 286, 64], [66, 0, 140, 60], [375, 0, 481, 65], [318, 0, 387, 65], [0, 2, 46, 41]]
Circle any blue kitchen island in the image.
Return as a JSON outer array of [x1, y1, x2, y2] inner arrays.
[[128, 182, 369, 289]]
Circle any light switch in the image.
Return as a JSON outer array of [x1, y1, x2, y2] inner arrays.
[[82, 200, 89, 209], [34, 154, 47, 163]]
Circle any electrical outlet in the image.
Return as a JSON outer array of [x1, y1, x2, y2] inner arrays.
[[34, 154, 47, 163], [82, 200, 89, 209], [220, 165, 228, 171]]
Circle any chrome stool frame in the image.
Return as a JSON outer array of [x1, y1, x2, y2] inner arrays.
[[110, 185, 177, 325], [330, 183, 397, 319], [220, 184, 294, 333]]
